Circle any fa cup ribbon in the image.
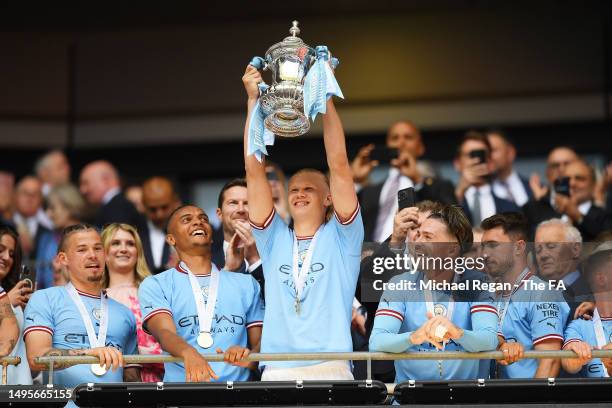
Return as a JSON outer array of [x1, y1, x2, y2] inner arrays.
[[303, 45, 344, 121]]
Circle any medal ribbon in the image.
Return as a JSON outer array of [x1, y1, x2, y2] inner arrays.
[[292, 226, 323, 301], [182, 261, 220, 335], [65, 283, 108, 348]]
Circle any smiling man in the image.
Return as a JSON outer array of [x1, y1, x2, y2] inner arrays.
[[24, 223, 140, 388], [138, 204, 264, 382]]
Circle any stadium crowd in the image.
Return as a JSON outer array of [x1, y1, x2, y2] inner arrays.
[[0, 66, 611, 391]]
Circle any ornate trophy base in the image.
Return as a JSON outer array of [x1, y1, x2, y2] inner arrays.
[[264, 107, 310, 138]]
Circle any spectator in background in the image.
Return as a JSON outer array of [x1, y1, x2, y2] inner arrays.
[[0, 171, 15, 224], [0, 225, 33, 384], [141, 177, 181, 275], [454, 131, 519, 226], [524, 159, 612, 241], [79, 160, 142, 229], [487, 130, 533, 207], [101, 223, 163, 382], [593, 163, 612, 210], [12, 176, 52, 258], [353, 120, 456, 242], [265, 161, 290, 223], [212, 179, 263, 282], [35, 184, 86, 289], [125, 184, 145, 214], [481, 212, 569, 378], [34, 150, 71, 197], [528, 146, 578, 202], [535, 219, 591, 318]]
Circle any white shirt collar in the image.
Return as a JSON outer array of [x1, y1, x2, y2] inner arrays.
[[102, 186, 121, 205], [578, 200, 592, 216]]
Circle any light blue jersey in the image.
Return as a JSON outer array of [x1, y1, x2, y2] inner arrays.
[[564, 316, 612, 377], [23, 286, 138, 388], [369, 271, 499, 382], [0, 286, 5, 299], [496, 272, 569, 378], [250, 205, 363, 368], [138, 264, 264, 382]]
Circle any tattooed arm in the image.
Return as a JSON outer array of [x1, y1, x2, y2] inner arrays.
[[0, 296, 18, 357], [25, 331, 125, 372]]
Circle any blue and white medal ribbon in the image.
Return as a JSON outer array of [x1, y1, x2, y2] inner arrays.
[[182, 261, 220, 349], [65, 283, 108, 376]]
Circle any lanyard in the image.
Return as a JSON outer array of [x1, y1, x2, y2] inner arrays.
[[593, 308, 610, 378], [65, 283, 107, 348], [423, 273, 457, 378], [496, 267, 531, 331], [292, 226, 322, 300], [182, 261, 220, 335]]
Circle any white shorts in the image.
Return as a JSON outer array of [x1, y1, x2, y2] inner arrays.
[[261, 360, 354, 381]]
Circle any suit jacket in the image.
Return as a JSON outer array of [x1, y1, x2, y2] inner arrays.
[[140, 221, 171, 275], [210, 234, 265, 299], [460, 188, 520, 226], [93, 193, 143, 229], [562, 272, 592, 320], [522, 194, 612, 241], [359, 176, 457, 242]]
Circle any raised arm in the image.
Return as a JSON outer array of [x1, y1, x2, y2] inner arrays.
[[242, 65, 274, 225], [322, 98, 358, 220]]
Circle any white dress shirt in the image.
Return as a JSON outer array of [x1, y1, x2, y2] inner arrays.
[[373, 168, 414, 242], [493, 170, 529, 207], [147, 220, 166, 268], [223, 240, 262, 272], [465, 184, 496, 224]]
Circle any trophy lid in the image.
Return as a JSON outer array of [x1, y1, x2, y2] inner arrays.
[[265, 21, 315, 62]]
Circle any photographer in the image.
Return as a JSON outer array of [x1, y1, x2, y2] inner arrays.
[[454, 131, 519, 226], [523, 157, 612, 241]]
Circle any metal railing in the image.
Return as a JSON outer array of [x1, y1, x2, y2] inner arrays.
[[2, 350, 612, 385]]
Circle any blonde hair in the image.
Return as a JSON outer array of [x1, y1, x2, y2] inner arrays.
[[101, 223, 151, 288], [48, 183, 86, 222], [289, 169, 333, 222]]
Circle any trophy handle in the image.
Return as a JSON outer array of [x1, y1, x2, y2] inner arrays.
[[249, 56, 267, 71]]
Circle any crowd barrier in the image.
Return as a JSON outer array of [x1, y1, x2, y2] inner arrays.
[[0, 351, 611, 406]]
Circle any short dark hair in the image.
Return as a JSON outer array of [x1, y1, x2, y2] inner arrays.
[[486, 128, 515, 147], [456, 130, 492, 158], [427, 204, 473, 254], [166, 204, 202, 233], [58, 223, 98, 253], [217, 178, 247, 209], [481, 212, 529, 242]]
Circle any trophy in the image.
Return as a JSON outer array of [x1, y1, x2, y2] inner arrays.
[[250, 21, 339, 138]]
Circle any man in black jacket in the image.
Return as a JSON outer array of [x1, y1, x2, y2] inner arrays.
[[353, 120, 456, 242], [212, 179, 264, 294], [79, 160, 142, 229], [523, 158, 612, 241], [140, 176, 181, 274]]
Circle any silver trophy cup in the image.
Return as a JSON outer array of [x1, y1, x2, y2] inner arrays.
[[250, 21, 317, 138]]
